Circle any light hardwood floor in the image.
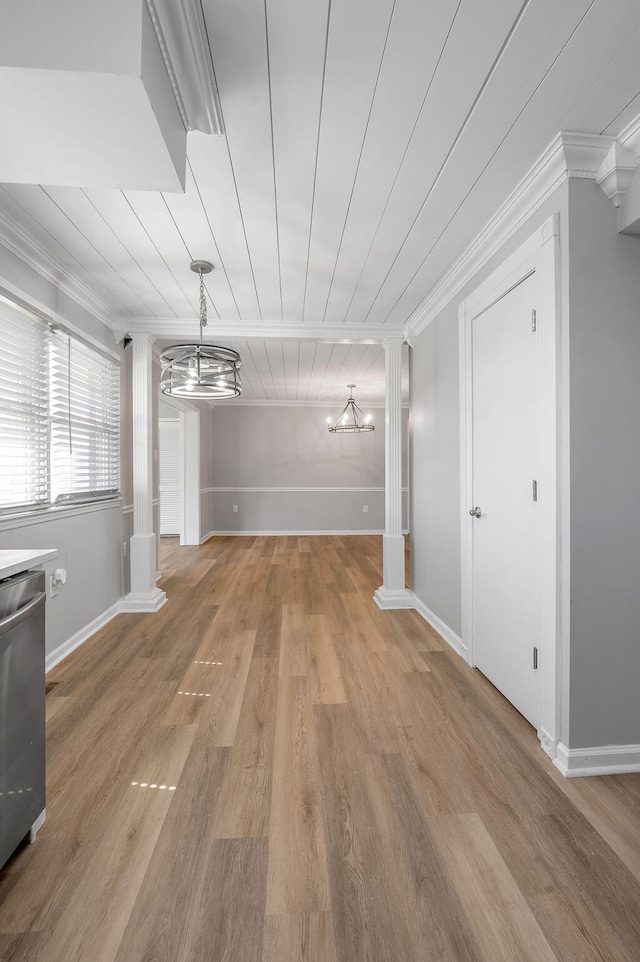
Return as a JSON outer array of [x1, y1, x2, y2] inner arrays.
[[1, 535, 640, 961]]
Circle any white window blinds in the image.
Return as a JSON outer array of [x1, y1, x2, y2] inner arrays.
[[0, 298, 120, 514], [0, 303, 50, 511], [49, 332, 120, 503]]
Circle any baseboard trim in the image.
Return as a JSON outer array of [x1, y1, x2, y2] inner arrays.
[[412, 597, 467, 661], [201, 529, 386, 542], [45, 600, 122, 673], [554, 742, 640, 777], [373, 586, 415, 610], [46, 586, 169, 674]]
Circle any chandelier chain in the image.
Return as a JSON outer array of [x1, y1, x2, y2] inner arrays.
[[199, 271, 207, 331]]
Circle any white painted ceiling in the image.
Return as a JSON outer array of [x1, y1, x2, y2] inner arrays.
[[2, 0, 640, 401]]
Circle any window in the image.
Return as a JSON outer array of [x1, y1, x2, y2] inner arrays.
[[0, 302, 50, 511], [49, 332, 120, 503], [0, 299, 120, 514]]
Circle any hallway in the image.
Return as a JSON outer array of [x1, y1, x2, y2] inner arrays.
[[1, 535, 640, 960]]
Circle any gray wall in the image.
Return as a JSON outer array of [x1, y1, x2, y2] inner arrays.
[[205, 403, 408, 534], [1, 504, 122, 658], [567, 177, 640, 747], [198, 402, 214, 541], [0, 247, 124, 658], [410, 307, 462, 634]]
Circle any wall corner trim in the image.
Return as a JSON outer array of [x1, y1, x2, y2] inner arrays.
[[411, 597, 467, 661], [554, 742, 640, 778]]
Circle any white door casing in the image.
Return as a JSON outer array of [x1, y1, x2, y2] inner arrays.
[[459, 214, 561, 760], [471, 271, 539, 727], [157, 394, 201, 547]]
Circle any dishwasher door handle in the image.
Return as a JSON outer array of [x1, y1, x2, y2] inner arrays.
[[0, 591, 46, 638]]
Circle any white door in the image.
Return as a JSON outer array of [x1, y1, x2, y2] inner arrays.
[[159, 418, 180, 536], [471, 272, 539, 727]]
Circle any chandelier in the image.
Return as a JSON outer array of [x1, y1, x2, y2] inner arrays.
[[327, 385, 374, 433], [160, 260, 241, 399]]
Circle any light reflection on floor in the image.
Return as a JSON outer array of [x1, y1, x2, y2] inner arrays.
[[130, 782, 176, 790]]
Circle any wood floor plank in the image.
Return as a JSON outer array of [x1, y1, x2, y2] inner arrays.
[[262, 911, 337, 962], [333, 631, 401, 754], [213, 656, 278, 839], [194, 622, 256, 747], [266, 676, 330, 916], [26, 726, 197, 962], [307, 616, 347, 705], [428, 813, 558, 961], [313, 703, 396, 962], [362, 752, 484, 962], [530, 891, 640, 962], [113, 745, 232, 961], [552, 772, 640, 885], [279, 603, 309, 677], [339, 592, 388, 652], [254, 567, 285, 659]]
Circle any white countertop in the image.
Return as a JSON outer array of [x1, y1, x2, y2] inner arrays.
[[0, 549, 58, 580]]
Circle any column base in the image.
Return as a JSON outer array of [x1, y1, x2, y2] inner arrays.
[[373, 586, 416, 610], [119, 587, 167, 612]]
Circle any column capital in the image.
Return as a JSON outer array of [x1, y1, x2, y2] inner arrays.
[[382, 334, 405, 350], [129, 331, 156, 346]]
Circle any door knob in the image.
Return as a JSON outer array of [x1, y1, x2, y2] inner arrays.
[[469, 506, 482, 518]]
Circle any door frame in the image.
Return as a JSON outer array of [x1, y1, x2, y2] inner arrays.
[[157, 394, 201, 546], [458, 213, 561, 760]]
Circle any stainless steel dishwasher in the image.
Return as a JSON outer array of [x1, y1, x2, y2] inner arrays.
[[0, 569, 46, 869]]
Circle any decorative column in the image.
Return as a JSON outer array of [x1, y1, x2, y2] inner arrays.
[[123, 333, 167, 611], [374, 337, 413, 609]]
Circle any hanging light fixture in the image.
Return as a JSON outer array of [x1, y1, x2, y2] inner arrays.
[[327, 384, 374, 433], [160, 260, 241, 399]]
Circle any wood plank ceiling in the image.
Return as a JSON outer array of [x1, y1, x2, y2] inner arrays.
[[2, 0, 640, 401]]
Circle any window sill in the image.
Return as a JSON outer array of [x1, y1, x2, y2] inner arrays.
[[0, 497, 123, 532]]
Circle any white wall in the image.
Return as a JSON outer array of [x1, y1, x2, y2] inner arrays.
[[203, 403, 408, 535]]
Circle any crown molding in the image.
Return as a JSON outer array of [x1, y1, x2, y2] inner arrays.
[[596, 141, 637, 208], [407, 130, 616, 335], [145, 0, 224, 136], [124, 317, 399, 342], [618, 110, 640, 164], [0, 205, 117, 329]]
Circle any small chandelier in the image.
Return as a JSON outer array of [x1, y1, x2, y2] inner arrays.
[[160, 260, 241, 399], [327, 384, 374, 433]]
